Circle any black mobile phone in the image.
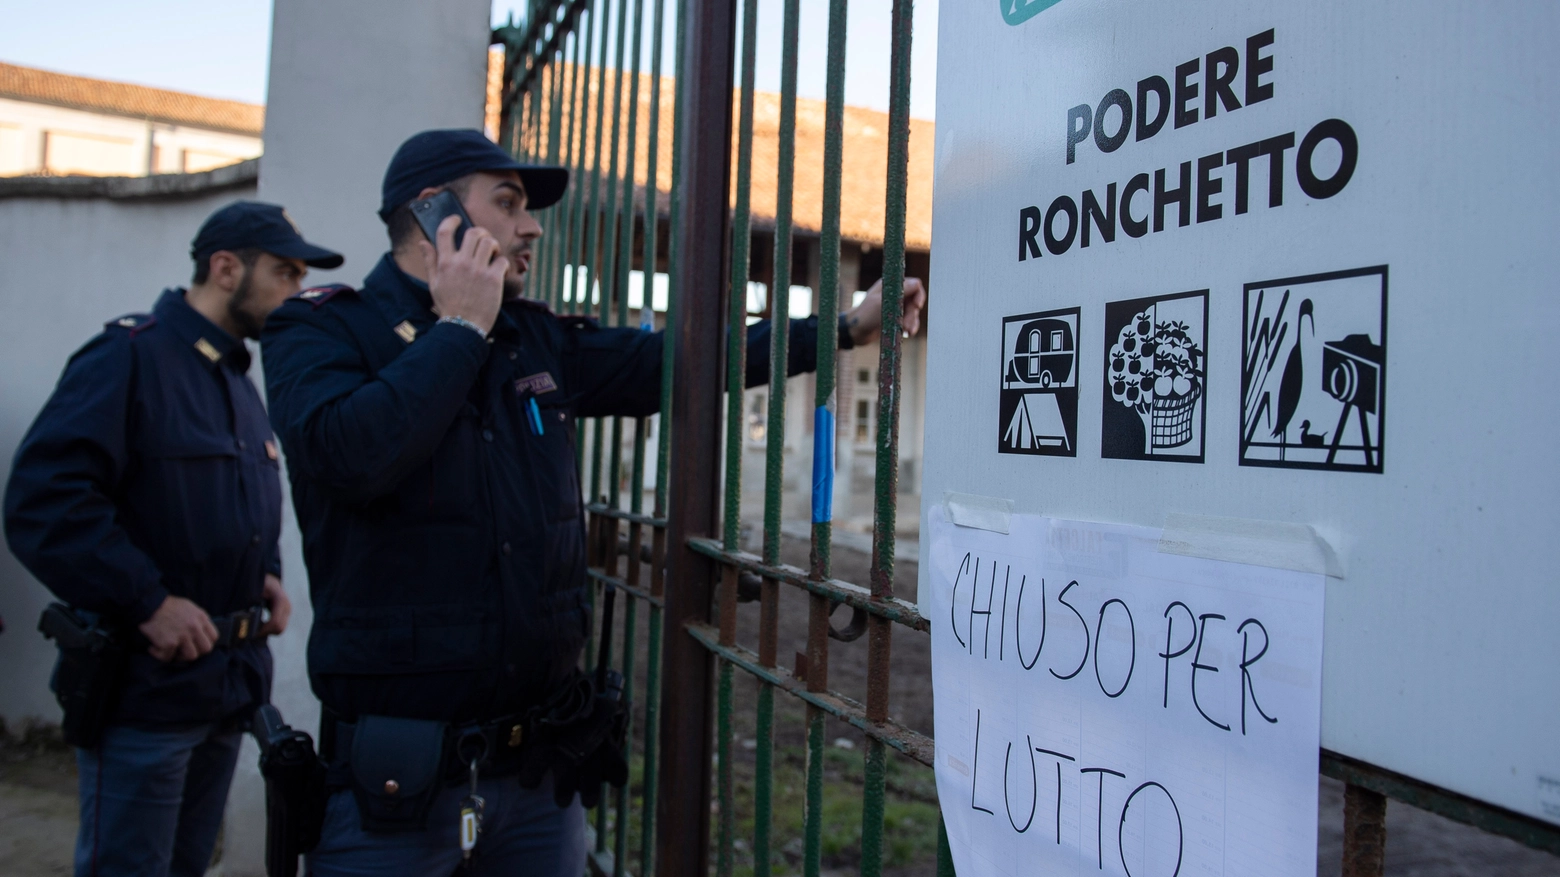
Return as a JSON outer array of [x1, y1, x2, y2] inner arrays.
[[408, 190, 474, 250]]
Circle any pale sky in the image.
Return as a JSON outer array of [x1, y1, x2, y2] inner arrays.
[[0, 0, 937, 119]]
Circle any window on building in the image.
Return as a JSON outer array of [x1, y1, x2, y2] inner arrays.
[[857, 368, 870, 384], [855, 399, 871, 442], [42, 130, 137, 176]]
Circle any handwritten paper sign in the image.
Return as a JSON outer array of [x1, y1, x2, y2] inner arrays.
[[928, 507, 1325, 876]]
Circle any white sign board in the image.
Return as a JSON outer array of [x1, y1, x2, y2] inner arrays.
[[925, 0, 1560, 845], [929, 508, 1325, 876]]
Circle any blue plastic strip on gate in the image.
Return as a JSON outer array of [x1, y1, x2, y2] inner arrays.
[[812, 406, 834, 524]]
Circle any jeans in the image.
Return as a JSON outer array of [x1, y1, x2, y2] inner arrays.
[[306, 774, 585, 877], [74, 722, 243, 877]]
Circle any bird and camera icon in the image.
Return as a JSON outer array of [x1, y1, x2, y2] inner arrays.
[[1240, 267, 1387, 472]]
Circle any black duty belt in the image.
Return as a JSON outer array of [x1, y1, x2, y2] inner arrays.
[[211, 606, 267, 648], [323, 712, 532, 790]]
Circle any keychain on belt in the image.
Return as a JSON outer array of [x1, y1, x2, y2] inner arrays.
[[457, 736, 487, 865]]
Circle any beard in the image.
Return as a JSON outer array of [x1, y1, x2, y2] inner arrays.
[[502, 246, 532, 301], [226, 267, 265, 340]]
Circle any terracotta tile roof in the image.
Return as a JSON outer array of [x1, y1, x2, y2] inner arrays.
[[524, 64, 933, 250], [0, 61, 264, 136]]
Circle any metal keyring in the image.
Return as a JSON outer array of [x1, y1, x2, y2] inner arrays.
[[455, 728, 490, 766]]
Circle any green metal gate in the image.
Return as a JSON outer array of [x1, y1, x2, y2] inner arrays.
[[494, 0, 945, 874], [491, 2, 1560, 876]]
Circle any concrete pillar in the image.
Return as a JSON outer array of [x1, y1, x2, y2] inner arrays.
[[225, 2, 493, 873]]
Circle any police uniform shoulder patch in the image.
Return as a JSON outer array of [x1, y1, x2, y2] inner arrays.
[[194, 337, 223, 363], [105, 313, 157, 337], [292, 284, 357, 309]]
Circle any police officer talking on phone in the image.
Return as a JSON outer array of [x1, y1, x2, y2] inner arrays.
[[259, 128, 923, 876], [4, 201, 343, 877]]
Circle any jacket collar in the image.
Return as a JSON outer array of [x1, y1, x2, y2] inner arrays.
[[153, 288, 250, 372], [364, 252, 522, 344]]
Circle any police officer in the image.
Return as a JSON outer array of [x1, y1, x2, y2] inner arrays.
[[4, 201, 343, 877], [259, 128, 923, 876]]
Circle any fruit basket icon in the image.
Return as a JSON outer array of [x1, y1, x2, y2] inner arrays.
[[1150, 381, 1200, 448], [1108, 309, 1204, 452]]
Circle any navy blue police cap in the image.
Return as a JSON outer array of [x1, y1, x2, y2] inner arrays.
[[379, 128, 569, 221], [191, 201, 344, 269]]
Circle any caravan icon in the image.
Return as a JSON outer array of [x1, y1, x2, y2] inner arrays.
[[1004, 317, 1076, 389], [999, 308, 1081, 457]]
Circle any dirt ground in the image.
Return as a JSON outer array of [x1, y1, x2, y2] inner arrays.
[[3, 534, 1556, 876]]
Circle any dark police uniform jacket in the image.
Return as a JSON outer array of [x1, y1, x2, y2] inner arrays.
[[5, 289, 280, 727], [261, 254, 839, 724]]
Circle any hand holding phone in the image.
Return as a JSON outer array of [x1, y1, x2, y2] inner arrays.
[[410, 191, 506, 334], [409, 190, 475, 250]]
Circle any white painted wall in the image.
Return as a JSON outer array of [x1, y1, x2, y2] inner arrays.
[[0, 185, 258, 727], [223, 1, 495, 873]]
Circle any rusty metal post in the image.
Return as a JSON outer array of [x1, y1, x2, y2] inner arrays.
[[655, 0, 737, 872], [1342, 783, 1388, 877]]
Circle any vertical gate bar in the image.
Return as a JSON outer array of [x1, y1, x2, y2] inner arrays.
[[497, 35, 517, 157], [716, 568, 737, 877], [754, 0, 801, 872], [640, 0, 684, 869], [527, 10, 545, 160], [601, 0, 633, 535], [539, 49, 566, 303], [563, 4, 595, 315], [640, 0, 666, 334], [936, 817, 955, 877], [535, 44, 558, 305], [718, 0, 759, 870], [860, 740, 887, 877], [725, 0, 758, 556], [519, 74, 535, 161], [613, 14, 652, 844], [565, 23, 585, 313], [803, 0, 848, 872], [615, 0, 645, 335], [802, 594, 829, 877], [862, 1, 914, 874], [527, 58, 545, 160], [763, 0, 799, 574], [560, 26, 584, 311], [609, 0, 646, 524], [564, 5, 595, 314], [1342, 784, 1388, 877], [517, 2, 536, 159], [812, 0, 848, 588], [615, 590, 639, 876], [533, 58, 552, 294], [656, 0, 737, 868], [585, 0, 616, 503], [546, 27, 579, 311], [658, 0, 687, 529]]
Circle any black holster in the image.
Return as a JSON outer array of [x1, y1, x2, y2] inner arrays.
[[252, 704, 328, 877], [38, 603, 126, 749], [517, 667, 629, 809]]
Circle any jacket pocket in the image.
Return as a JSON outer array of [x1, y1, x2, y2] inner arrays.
[[137, 438, 243, 569]]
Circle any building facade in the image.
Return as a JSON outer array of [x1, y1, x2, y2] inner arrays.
[[0, 61, 262, 177]]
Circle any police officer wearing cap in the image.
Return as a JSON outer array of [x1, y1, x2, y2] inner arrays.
[[5, 201, 343, 877], [260, 128, 922, 875]]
